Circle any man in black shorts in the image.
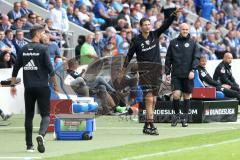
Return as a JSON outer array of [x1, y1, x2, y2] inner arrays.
[[10, 25, 59, 153], [165, 23, 200, 127], [119, 8, 182, 135]]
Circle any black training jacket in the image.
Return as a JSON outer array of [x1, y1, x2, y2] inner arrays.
[[12, 42, 54, 88], [213, 61, 239, 88], [123, 12, 176, 68], [165, 34, 200, 78]]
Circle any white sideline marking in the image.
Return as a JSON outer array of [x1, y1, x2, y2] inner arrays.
[[122, 138, 240, 160], [0, 126, 237, 130], [0, 157, 42, 159]]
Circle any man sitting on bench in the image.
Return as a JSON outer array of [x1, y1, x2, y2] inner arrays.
[[196, 55, 240, 103]]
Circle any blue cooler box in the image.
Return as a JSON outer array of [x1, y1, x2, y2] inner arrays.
[[54, 116, 95, 140]]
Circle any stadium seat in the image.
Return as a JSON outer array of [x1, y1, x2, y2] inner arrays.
[[192, 70, 224, 99]]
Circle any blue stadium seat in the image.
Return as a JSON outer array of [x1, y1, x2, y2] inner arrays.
[[193, 70, 224, 99]]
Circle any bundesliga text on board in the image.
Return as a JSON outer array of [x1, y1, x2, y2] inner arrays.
[[204, 108, 235, 116]]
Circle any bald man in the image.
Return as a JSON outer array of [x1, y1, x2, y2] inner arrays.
[[165, 23, 200, 127], [213, 52, 240, 92]]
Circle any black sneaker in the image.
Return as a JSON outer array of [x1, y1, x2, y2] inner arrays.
[[143, 127, 152, 135], [150, 127, 159, 135], [171, 114, 180, 127], [36, 135, 45, 153], [26, 146, 35, 152], [2, 114, 12, 121]]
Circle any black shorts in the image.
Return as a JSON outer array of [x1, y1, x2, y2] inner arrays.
[[138, 63, 162, 95], [171, 77, 193, 93]]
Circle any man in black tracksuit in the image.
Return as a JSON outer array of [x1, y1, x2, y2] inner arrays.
[[165, 23, 200, 127], [196, 55, 240, 103], [213, 52, 240, 92], [10, 25, 59, 153], [119, 8, 182, 135]]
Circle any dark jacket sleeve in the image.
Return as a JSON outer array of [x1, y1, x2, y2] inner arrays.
[[44, 47, 55, 77], [165, 41, 173, 75], [200, 73, 221, 87], [153, 11, 176, 38], [12, 48, 23, 77], [219, 70, 236, 87], [191, 42, 200, 70], [123, 38, 136, 68]]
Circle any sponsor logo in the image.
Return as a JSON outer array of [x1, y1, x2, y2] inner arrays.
[[145, 40, 150, 45], [184, 43, 189, 47], [142, 109, 198, 115], [204, 108, 235, 115], [142, 44, 156, 52], [24, 59, 38, 70], [23, 52, 40, 56]]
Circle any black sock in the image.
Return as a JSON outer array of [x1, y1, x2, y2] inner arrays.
[[144, 122, 149, 128], [173, 99, 180, 114], [149, 122, 155, 128], [183, 99, 190, 114]]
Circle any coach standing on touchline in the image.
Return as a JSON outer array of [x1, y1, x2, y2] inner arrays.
[[119, 8, 183, 135], [10, 25, 59, 153], [165, 23, 200, 127]]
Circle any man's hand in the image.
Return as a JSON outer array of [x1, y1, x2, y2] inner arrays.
[[222, 84, 231, 89], [188, 71, 194, 80], [10, 86, 17, 97], [53, 84, 60, 93]]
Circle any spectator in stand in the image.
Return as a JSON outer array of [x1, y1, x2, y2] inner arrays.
[[36, 16, 45, 25], [80, 33, 98, 65], [28, 0, 48, 9], [0, 51, 14, 68], [50, 0, 69, 32], [20, 16, 32, 30], [20, 0, 33, 16], [134, 2, 144, 22], [117, 29, 129, 55], [222, 0, 234, 19], [161, 0, 176, 18], [3, 29, 17, 61], [75, 35, 85, 62], [201, 22, 214, 41], [223, 30, 239, 58], [190, 18, 203, 42], [78, 4, 90, 25], [118, 3, 131, 27], [0, 15, 11, 31], [67, 6, 82, 26], [114, 17, 129, 32], [7, 2, 23, 22], [193, 0, 203, 15], [11, 18, 23, 30], [0, 30, 12, 55], [200, 0, 216, 21], [41, 33, 61, 59], [28, 13, 37, 27], [12, 29, 27, 56], [92, 30, 105, 57]]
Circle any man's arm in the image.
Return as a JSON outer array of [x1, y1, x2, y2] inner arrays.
[[165, 41, 173, 76], [191, 42, 200, 70], [153, 8, 181, 37], [219, 67, 236, 87]]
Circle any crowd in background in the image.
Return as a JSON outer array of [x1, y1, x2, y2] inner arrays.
[[0, 0, 240, 69]]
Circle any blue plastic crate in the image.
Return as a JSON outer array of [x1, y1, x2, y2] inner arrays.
[[54, 117, 95, 140]]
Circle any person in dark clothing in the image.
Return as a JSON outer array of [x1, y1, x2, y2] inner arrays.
[[165, 23, 200, 127], [197, 55, 240, 102], [213, 52, 240, 92], [0, 51, 14, 68], [75, 35, 85, 63], [119, 8, 182, 135], [10, 25, 59, 153], [67, 59, 116, 114]]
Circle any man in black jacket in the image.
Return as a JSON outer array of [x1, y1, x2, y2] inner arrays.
[[119, 8, 182, 135], [197, 55, 240, 102], [10, 25, 59, 153], [213, 52, 240, 92], [165, 23, 200, 127]]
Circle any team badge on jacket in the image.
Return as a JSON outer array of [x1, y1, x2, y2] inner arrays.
[[184, 43, 189, 47]]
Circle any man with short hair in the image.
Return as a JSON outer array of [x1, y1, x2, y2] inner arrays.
[[165, 23, 200, 127], [120, 8, 182, 135], [10, 25, 59, 153], [213, 52, 240, 92]]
